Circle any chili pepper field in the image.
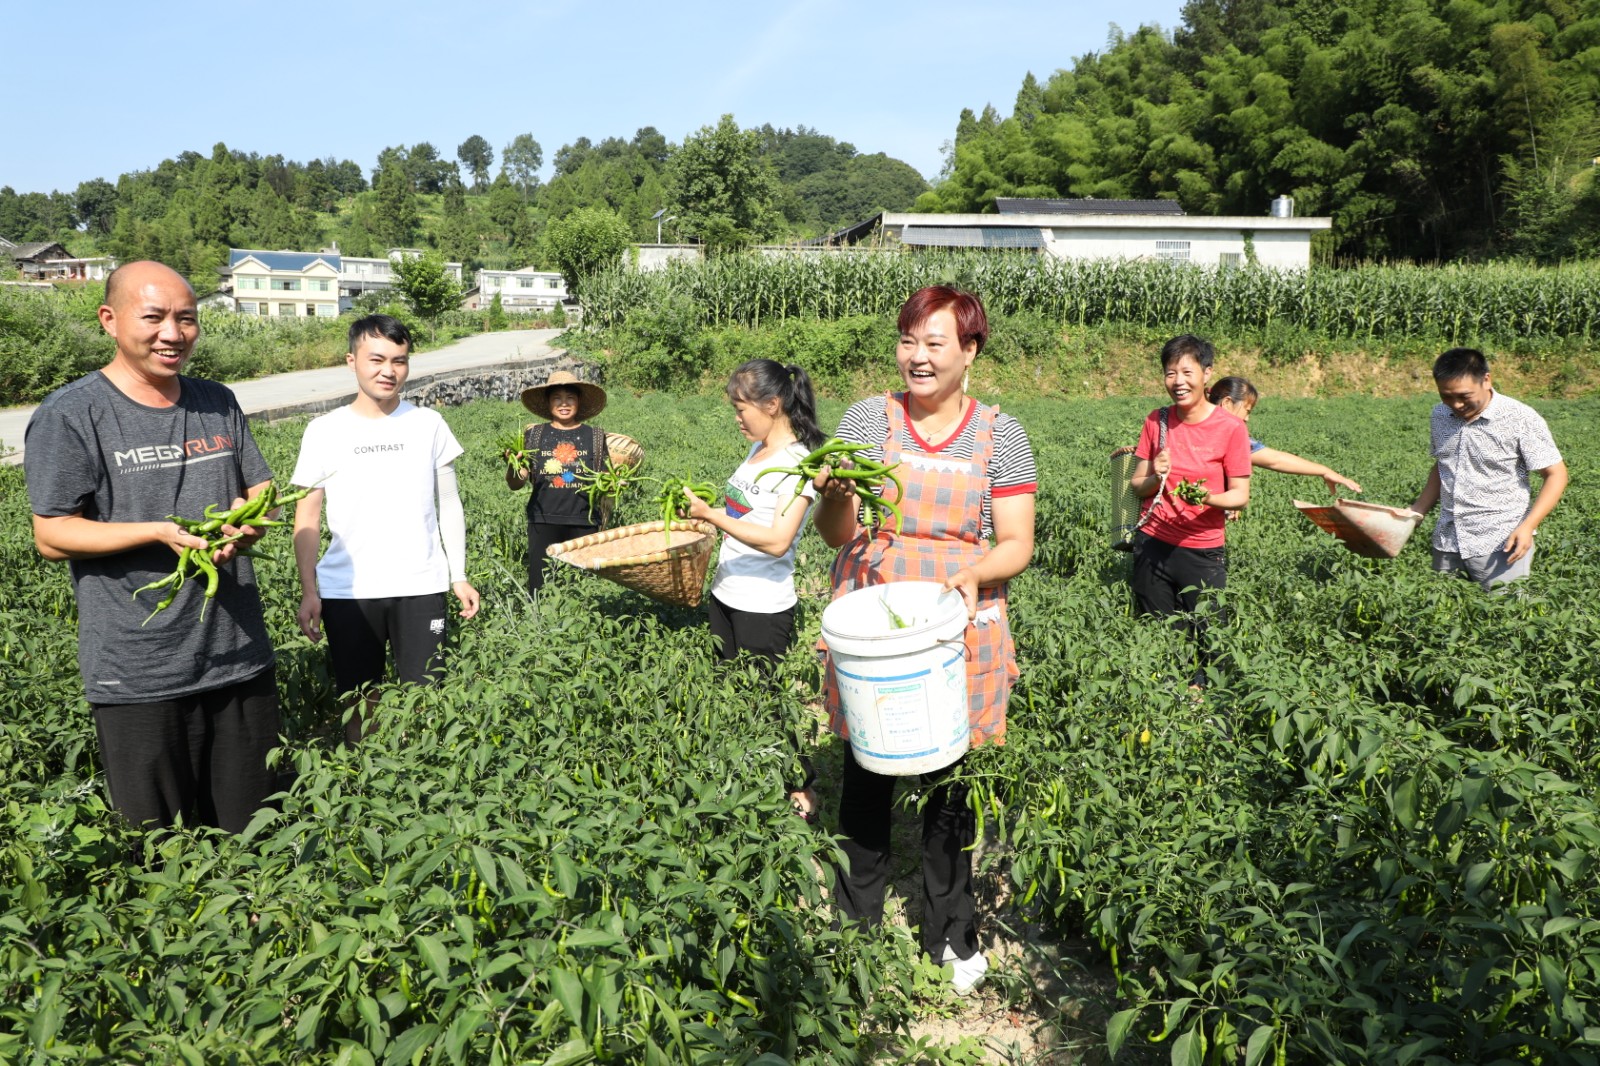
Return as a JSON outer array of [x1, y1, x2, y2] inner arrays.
[[1, 388, 1597, 1064]]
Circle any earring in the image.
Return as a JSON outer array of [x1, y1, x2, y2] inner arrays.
[[962, 370, 970, 394]]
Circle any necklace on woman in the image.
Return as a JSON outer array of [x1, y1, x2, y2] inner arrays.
[[913, 396, 968, 445]]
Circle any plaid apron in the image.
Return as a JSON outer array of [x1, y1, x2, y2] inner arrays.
[[822, 393, 1017, 747]]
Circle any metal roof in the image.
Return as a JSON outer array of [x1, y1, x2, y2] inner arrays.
[[995, 197, 1185, 216], [900, 226, 1047, 249], [229, 249, 342, 272]]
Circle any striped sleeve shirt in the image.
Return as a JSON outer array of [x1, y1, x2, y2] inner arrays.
[[1430, 391, 1562, 558], [836, 395, 1037, 540]]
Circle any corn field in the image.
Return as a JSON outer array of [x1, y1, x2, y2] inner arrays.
[[580, 252, 1600, 346]]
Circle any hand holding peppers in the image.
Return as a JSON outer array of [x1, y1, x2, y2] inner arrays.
[[133, 479, 315, 625], [760, 437, 905, 535]]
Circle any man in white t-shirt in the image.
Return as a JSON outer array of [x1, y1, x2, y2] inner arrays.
[[291, 315, 481, 745]]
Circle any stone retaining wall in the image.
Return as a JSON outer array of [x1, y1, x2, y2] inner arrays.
[[407, 355, 598, 410]]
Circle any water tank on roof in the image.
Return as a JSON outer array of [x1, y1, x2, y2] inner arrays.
[[1270, 195, 1295, 218]]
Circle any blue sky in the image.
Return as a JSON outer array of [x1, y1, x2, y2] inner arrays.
[[5, 0, 1185, 194]]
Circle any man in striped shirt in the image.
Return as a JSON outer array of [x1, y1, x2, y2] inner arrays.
[[1409, 348, 1567, 591]]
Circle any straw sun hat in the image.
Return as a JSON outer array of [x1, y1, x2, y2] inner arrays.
[[520, 370, 607, 421]]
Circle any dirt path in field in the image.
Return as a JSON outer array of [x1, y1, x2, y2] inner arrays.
[[804, 727, 1127, 1065]]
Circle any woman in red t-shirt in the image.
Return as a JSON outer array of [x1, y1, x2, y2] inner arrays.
[[1128, 335, 1252, 688]]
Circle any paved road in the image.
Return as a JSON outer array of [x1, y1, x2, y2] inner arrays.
[[0, 328, 563, 466]]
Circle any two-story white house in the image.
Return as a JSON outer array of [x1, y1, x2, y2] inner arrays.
[[339, 249, 464, 309], [474, 267, 568, 313], [229, 250, 342, 318]]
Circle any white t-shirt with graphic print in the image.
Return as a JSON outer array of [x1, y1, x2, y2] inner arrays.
[[710, 440, 817, 613]]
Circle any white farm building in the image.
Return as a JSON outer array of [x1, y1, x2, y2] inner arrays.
[[844, 198, 1331, 271]]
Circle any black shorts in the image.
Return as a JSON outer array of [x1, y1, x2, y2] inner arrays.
[[708, 593, 795, 673], [322, 593, 449, 694], [92, 665, 281, 833]]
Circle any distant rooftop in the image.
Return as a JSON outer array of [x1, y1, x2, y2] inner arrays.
[[994, 197, 1185, 216], [230, 249, 342, 272]]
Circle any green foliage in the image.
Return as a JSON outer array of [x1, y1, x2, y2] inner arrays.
[[456, 134, 494, 190], [668, 115, 781, 255], [375, 165, 421, 248], [4, 387, 1598, 1063], [391, 251, 463, 341], [544, 208, 632, 297], [923, 1, 1600, 261], [0, 285, 111, 403], [994, 394, 1600, 1064], [579, 251, 1600, 354], [486, 292, 508, 331], [500, 134, 544, 199]]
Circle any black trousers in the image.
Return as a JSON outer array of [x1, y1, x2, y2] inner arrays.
[[833, 750, 978, 961], [708, 593, 813, 792], [529, 522, 597, 592], [92, 665, 281, 834], [1131, 531, 1228, 686]]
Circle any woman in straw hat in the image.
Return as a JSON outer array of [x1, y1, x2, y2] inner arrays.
[[506, 370, 614, 593]]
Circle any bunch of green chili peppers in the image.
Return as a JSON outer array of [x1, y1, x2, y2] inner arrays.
[[132, 480, 313, 624], [758, 437, 906, 535]]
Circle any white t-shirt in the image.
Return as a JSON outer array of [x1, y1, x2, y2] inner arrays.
[[711, 440, 817, 613], [290, 402, 464, 599]]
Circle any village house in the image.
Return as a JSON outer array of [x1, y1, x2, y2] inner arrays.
[[4, 241, 118, 281], [228, 249, 342, 318], [472, 267, 568, 312]]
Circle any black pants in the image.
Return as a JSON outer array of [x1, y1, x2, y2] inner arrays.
[[529, 522, 597, 592], [833, 750, 978, 961], [1131, 532, 1228, 687], [92, 665, 281, 833], [323, 594, 448, 746], [708, 593, 813, 792]]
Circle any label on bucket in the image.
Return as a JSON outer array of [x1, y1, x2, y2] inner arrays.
[[838, 645, 969, 762]]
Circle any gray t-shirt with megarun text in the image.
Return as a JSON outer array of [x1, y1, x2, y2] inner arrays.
[[24, 371, 276, 704]]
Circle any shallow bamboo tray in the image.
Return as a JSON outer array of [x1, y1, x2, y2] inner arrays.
[[546, 519, 714, 607]]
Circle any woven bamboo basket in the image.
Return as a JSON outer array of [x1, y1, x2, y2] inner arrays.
[[546, 519, 715, 607], [604, 432, 644, 468], [1109, 445, 1141, 551]]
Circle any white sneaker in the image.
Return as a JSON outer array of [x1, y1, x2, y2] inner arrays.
[[941, 944, 989, 995]]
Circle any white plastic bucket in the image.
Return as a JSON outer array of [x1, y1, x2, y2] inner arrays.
[[821, 581, 970, 776]]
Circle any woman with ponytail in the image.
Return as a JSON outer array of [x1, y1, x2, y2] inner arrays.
[[684, 359, 827, 821]]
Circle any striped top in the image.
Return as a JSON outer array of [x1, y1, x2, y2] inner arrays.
[[836, 394, 1037, 540]]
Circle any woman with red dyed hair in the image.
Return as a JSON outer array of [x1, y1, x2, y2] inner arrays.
[[813, 285, 1038, 994]]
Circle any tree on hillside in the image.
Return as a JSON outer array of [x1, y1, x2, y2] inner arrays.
[[74, 178, 117, 235], [502, 134, 544, 199], [918, 2, 1600, 261], [374, 165, 420, 247], [631, 127, 670, 165], [486, 171, 538, 253], [667, 114, 779, 255], [391, 250, 461, 341], [432, 172, 479, 265], [537, 134, 668, 242], [405, 143, 455, 194], [544, 207, 630, 296], [458, 135, 495, 189], [793, 153, 929, 230], [553, 138, 594, 179]]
